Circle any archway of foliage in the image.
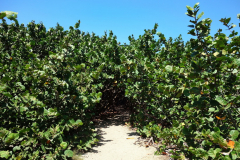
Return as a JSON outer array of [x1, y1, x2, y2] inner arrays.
[[1, 3, 240, 159]]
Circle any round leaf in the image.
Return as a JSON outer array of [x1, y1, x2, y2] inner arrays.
[[60, 142, 68, 149], [0, 151, 10, 159], [229, 130, 239, 140], [64, 150, 74, 157], [13, 146, 21, 152]]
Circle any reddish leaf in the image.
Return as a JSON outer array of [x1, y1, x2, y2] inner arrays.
[[162, 152, 168, 155]]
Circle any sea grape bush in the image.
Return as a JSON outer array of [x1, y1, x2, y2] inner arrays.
[[0, 11, 122, 159], [122, 3, 240, 159], [0, 3, 240, 159]]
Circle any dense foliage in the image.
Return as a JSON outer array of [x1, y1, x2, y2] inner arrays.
[[0, 3, 240, 159], [123, 4, 240, 159], [0, 11, 123, 159]]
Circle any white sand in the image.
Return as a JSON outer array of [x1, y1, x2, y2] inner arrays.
[[79, 112, 170, 160]]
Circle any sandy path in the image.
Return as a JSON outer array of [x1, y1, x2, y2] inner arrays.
[[79, 112, 170, 160]]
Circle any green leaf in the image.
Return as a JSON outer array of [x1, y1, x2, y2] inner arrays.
[[186, 5, 194, 11], [233, 58, 240, 66], [43, 131, 50, 139], [194, 2, 200, 8], [216, 56, 230, 61], [183, 89, 190, 97], [225, 156, 233, 160], [214, 127, 221, 133], [196, 148, 208, 159], [176, 91, 183, 98], [97, 92, 102, 98], [208, 108, 215, 112], [190, 87, 200, 94], [0, 12, 7, 19], [2, 92, 13, 98], [5, 133, 19, 144], [208, 148, 222, 158], [208, 117, 214, 122], [86, 142, 91, 148], [188, 29, 196, 36], [0, 84, 8, 92], [229, 130, 239, 140], [165, 65, 173, 72], [0, 151, 10, 159], [215, 96, 228, 105], [231, 151, 238, 160], [41, 144, 46, 153], [20, 106, 28, 112], [60, 142, 68, 149], [234, 141, 240, 151], [232, 69, 238, 74], [64, 150, 74, 157], [74, 20, 80, 29], [13, 146, 21, 152], [4, 11, 18, 19], [16, 82, 25, 90], [47, 108, 57, 116], [237, 14, 240, 19], [156, 32, 161, 36], [19, 128, 30, 135], [69, 119, 75, 125], [197, 12, 204, 19], [149, 121, 155, 126], [215, 148, 222, 155], [168, 85, 175, 92], [0, 129, 8, 138], [75, 120, 83, 126], [180, 68, 184, 73], [32, 122, 38, 128], [188, 25, 194, 28], [43, 108, 48, 116]]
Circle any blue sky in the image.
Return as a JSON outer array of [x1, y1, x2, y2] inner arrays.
[[1, 0, 240, 45]]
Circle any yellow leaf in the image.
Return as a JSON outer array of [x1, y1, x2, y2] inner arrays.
[[219, 139, 235, 149], [113, 80, 118, 86], [10, 57, 12, 60], [213, 52, 219, 57], [222, 49, 228, 55], [227, 140, 235, 149], [231, 50, 236, 54], [216, 116, 226, 120], [126, 138, 134, 139], [16, 155, 22, 160]]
